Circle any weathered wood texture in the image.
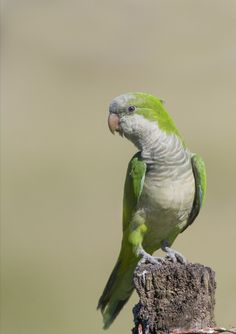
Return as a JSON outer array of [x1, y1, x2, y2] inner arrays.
[[132, 260, 216, 334]]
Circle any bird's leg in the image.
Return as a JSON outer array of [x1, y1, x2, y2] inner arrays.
[[129, 213, 163, 266], [161, 240, 188, 264]]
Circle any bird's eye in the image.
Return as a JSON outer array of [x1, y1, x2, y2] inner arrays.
[[128, 105, 136, 112]]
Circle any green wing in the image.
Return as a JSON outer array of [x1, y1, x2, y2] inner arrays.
[[182, 154, 206, 232], [122, 152, 146, 231], [97, 152, 146, 329]]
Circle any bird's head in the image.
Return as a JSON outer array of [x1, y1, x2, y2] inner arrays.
[[108, 92, 181, 149]]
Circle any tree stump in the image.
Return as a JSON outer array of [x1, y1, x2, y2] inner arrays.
[[132, 260, 216, 334]]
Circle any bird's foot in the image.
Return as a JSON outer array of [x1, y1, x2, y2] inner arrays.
[[161, 240, 188, 264], [137, 248, 164, 266]]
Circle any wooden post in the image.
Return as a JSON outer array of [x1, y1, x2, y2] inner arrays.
[[132, 260, 216, 334]]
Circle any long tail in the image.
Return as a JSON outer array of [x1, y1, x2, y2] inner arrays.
[[97, 244, 138, 329]]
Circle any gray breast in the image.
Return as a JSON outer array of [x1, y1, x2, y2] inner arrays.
[[139, 131, 195, 224]]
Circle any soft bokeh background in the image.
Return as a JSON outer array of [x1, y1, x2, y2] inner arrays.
[[1, 1, 236, 333]]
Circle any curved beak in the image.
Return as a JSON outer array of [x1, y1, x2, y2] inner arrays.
[[108, 113, 120, 134]]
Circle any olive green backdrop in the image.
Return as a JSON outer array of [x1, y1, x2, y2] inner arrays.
[[1, 1, 236, 333]]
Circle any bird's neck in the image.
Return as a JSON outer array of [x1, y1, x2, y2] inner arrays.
[[137, 127, 191, 174]]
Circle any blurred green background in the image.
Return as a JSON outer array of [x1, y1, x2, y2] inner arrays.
[[1, 1, 236, 333]]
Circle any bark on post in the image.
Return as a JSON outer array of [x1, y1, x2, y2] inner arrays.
[[132, 260, 216, 334]]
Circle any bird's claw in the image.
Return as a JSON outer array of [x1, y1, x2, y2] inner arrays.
[[161, 241, 188, 264], [166, 249, 188, 264], [137, 248, 164, 266]]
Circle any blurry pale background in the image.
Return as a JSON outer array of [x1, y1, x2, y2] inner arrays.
[[1, 1, 236, 333]]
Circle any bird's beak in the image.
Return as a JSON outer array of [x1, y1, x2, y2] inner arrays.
[[108, 113, 120, 135]]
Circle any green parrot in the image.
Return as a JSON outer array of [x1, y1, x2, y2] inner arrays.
[[97, 92, 206, 329]]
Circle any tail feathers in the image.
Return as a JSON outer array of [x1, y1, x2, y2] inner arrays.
[[97, 252, 138, 329], [102, 296, 130, 330], [97, 259, 122, 313]]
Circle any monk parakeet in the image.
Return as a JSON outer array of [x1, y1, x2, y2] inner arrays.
[[98, 92, 206, 329]]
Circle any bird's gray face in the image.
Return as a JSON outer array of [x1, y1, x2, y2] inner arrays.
[[108, 94, 140, 139], [107, 93, 167, 150]]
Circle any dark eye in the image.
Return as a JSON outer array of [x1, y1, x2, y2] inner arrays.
[[128, 105, 136, 112]]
